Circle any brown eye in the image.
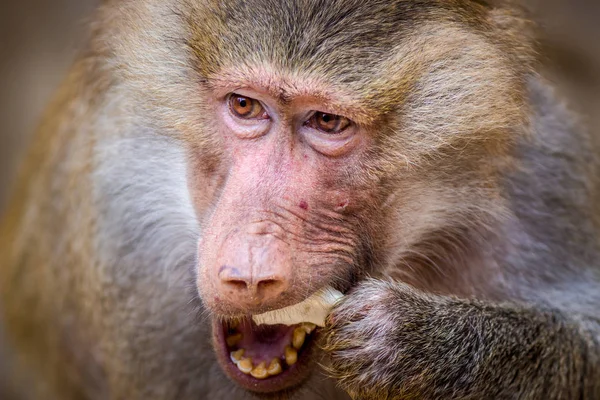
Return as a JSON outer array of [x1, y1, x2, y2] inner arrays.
[[228, 94, 268, 120], [307, 112, 351, 134]]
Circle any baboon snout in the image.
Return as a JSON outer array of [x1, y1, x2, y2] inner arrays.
[[202, 230, 294, 312], [217, 262, 289, 309]]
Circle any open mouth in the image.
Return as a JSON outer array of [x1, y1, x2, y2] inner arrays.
[[212, 318, 318, 392], [211, 287, 344, 393]]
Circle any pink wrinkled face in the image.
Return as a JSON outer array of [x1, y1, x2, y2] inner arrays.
[[190, 69, 382, 392]]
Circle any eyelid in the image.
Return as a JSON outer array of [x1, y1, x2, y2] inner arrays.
[[300, 124, 358, 157], [304, 111, 352, 134]]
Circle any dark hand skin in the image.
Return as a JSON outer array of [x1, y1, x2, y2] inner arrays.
[[325, 280, 600, 399]]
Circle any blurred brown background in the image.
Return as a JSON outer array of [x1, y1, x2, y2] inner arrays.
[[0, 2, 99, 397], [0, 0, 599, 211], [0, 0, 99, 212]]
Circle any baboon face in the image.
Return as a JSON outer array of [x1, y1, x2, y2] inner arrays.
[[193, 59, 383, 394], [171, 0, 525, 393]]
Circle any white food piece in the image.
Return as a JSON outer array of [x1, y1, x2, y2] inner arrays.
[[252, 287, 344, 327]]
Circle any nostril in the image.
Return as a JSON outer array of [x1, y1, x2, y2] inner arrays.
[[218, 265, 248, 289], [221, 278, 285, 296], [222, 279, 248, 292], [217, 265, 288, 299], [257, 279, 285, 294]]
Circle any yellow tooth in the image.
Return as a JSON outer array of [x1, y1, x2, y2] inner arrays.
[[285, 346, 297, 366], [237, 357, 253, 374], [267, 358, 282, 376], [250, 362, 268, 380], [230, 319, 240, 329], [230, 349, 245, 364], [302, 322, 316, 334], [292, 327, 306, 350], [226, 333, 243, 347]]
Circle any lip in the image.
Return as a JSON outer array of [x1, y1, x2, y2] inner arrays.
[[211, 318, 317, 393]]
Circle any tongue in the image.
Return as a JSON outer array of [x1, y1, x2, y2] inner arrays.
[[232, 319, 296, 364]]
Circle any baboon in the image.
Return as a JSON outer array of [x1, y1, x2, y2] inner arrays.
[[1, 0, 599, 399]]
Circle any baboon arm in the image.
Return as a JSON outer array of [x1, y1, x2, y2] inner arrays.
[[325, 279, 600, 400]]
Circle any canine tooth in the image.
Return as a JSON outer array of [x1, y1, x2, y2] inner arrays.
[[302, 322, 316, 334], [285, 346, 297, 366], [267, 358, 282, 376], [230, 349, 245, 364], [237, 357, 253, 374], [226, 333, 243, 347], [292, 327, 306, 350], [250, 362, 268, 379]]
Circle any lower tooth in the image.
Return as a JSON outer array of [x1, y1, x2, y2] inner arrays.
[[250, 362, 268, 379], [267, 358, 282, 376], [292, 327, 306, 350], [230, 349, 245, 364], [285, 346, 298, 366], [237, 357, 253, 374]]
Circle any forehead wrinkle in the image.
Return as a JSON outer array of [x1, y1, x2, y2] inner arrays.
[[208, 64, 379, 124], [211, 68, 325, 101]]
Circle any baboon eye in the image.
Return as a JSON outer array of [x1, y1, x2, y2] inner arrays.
[[228, 94, 268, 120], [306, 112, 351, 134]]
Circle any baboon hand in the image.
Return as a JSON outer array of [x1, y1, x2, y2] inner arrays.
[[323, 279, 447, 399], [323, 279, 593, 400]]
